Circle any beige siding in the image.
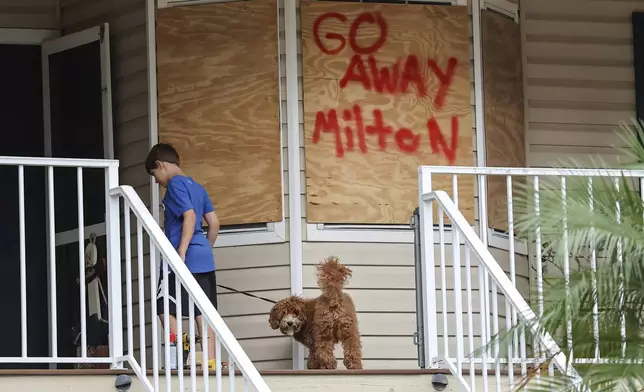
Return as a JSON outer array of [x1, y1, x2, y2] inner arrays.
[[0, 0, 58, 29], [523, 0, 639, 167], [214, 243, 292, 369], [302, 242, 528, 369]]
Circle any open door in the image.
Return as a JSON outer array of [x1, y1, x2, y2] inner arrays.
[[41, 24, 114, 364]]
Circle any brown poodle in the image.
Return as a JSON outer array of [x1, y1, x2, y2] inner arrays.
[[268, 257, 363, 370]]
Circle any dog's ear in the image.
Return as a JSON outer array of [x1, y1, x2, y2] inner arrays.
[[296, 300, 308, 323], [268, 306, 280, 330]]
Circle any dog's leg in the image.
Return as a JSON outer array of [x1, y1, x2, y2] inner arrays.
[[339, 315, 363, 370], [313, 340, 337, 370], [312, 312, 338, 370], [306, 349, 320, 369], [341, 334, 363, 370]]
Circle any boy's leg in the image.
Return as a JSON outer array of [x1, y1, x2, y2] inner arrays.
[[159, 314, 179, 336], [194, 271, 221, 369], [195, 315, 216, 360], [156, 270, 180, 366]]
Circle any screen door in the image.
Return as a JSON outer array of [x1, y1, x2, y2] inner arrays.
[[41, 24, 114, 362]]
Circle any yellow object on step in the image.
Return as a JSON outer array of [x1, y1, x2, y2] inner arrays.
[[208, 359, 229, 371]]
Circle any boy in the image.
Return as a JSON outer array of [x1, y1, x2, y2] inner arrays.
[[145, 143, 223, 371]]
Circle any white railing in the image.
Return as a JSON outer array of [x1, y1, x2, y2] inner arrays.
[[417, 165, 644, 391], [0, 156, 270, 392], [113, 185, 271, 392], [0, 156, 122, 366]]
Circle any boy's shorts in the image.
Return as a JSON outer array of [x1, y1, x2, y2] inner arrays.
[[156, 269, 218, 318]]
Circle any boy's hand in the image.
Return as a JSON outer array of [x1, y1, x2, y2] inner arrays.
[[178, 248, 187, 262]]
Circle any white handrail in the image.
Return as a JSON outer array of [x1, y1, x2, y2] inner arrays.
[[0, 156, 119, 168], [111, 185, 271, 392], [420, 165, 644, 177], [422, 190, 582, 383]]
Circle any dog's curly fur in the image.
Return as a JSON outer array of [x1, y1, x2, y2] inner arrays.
[[268, 257, 362, 370]]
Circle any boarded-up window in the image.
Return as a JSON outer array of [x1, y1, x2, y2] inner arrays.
[[156, 1, 282, 226], [301, 1, 474, 225], [483, 10, 525, 232]]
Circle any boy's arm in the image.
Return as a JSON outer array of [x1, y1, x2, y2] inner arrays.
[[204, 211, 220, 247], [165, 181, 196, 262], [178, 210, 197, 261]]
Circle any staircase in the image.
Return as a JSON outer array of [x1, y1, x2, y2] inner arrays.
[[416, 165, 644, 392], [3, 157, 641, 391], [0, 370, 460, 392]]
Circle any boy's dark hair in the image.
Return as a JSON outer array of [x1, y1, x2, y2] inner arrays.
[[145, 143, 180, 174]]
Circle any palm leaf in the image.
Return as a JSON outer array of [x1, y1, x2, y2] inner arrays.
[[478, 120, 644, 391]]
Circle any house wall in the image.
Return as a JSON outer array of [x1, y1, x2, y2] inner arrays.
[[293, 1, 529, 369], [0, 0, 58, 29], [208, 0, 293, 370], [522, 0, 640, 167], [123, 0, 293, 370], [127, 0, 528, 371]]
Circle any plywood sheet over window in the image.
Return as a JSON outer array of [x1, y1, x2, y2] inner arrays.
[[482, 10, 525, 232], [156, 1, 282, 226], [301, 1, 474, 225]]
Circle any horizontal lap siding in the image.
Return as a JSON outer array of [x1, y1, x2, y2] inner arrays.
[[212, 243, 292, 369], [0, 0, 58, 29], [523, 0, 640, 167], [302, 242, 529, 368]]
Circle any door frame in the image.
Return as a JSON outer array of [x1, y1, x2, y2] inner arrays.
[[40, 24, 114, 364]]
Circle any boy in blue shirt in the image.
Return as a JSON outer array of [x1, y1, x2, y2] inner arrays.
[[145, 143, 223, 371]]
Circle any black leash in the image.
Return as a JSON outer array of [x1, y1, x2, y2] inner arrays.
[[217, 284, 277, 304]]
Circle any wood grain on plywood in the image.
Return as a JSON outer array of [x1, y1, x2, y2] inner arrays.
[[482, 10, 525, 232], [301, 1, 474, 224], [156, 1, 282, 225]]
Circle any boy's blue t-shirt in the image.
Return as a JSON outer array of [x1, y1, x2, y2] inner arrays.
[[163, 175, 215, 273]]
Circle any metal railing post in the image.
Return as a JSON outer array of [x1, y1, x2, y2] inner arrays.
[[411, 207, 426, 368], [418, 168, 439, 366], [105, 164, 124, 368]]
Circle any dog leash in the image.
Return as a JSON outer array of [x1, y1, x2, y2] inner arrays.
[[216, 284, 277, 304]]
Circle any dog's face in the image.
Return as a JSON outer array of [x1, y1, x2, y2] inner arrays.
[[268, 297, 307, 336]]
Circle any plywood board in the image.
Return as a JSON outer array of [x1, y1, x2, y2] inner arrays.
[[482, 10, 525, 232], [301, 1, 474, 224], [156, 1, 282, 226]]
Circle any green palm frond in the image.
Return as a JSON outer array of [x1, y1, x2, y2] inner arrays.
[[479, 120, 644, 391]]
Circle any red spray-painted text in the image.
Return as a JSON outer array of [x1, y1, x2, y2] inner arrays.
[[310, 11, 462, 163], [313, 105, 459, 165]]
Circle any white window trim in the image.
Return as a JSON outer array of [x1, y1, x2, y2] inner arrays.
[[483, 0, 519, 23], [158, 0, 234, 8], [157, 0, 462, 8], [306, 223, 528, 255], [214, 221, 286, 248], [148, 0, 287, 248]]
